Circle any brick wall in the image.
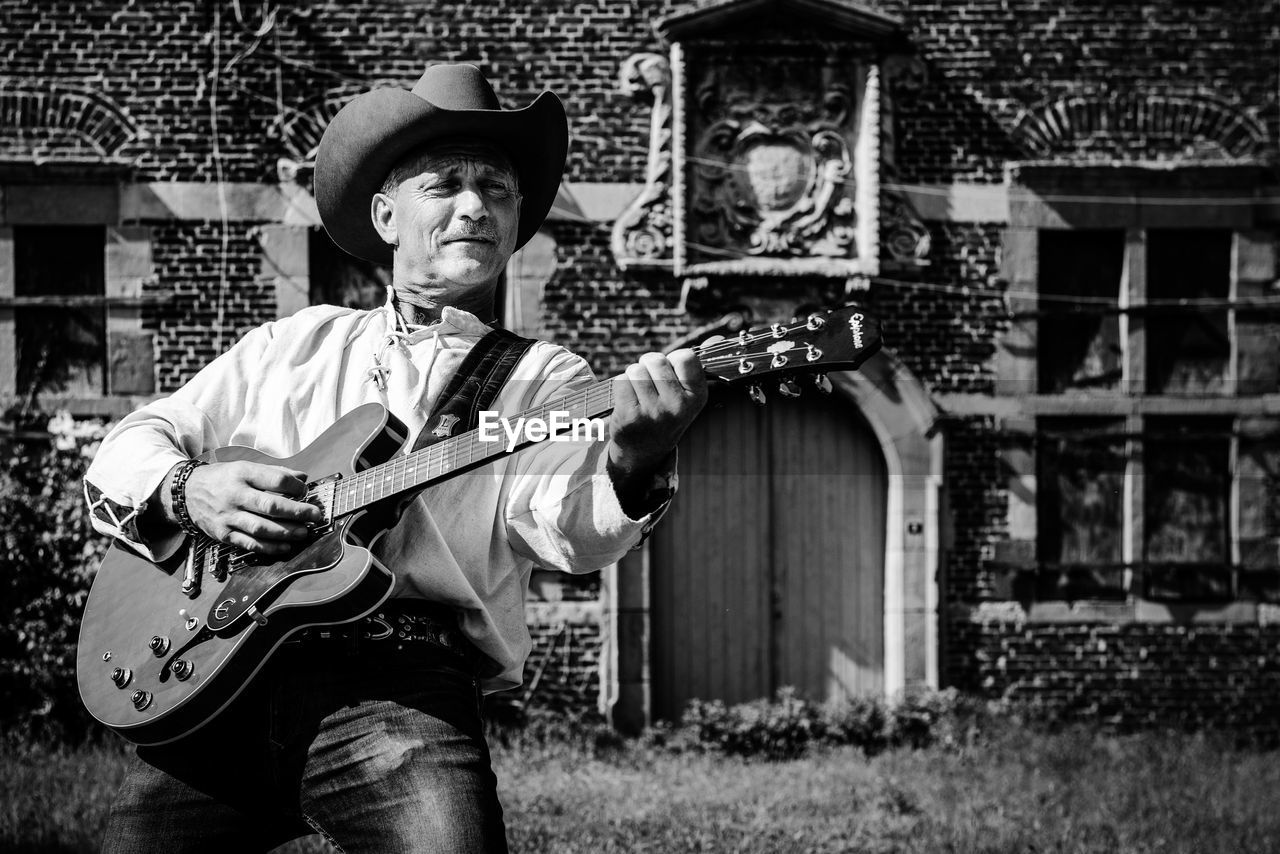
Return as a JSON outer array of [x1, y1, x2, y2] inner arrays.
[[865, 222, 1007, 394], [544, 222, 689, 377], [4, 0, 1276, 183], [145, 221, 277, 391], [940, 417, 1009, 603], [948, 621, 1280, 744], [881, 0, 1280, 181], [516, 621, 605, 715]]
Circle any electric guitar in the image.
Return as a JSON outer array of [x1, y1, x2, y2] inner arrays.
[[76, 305, 882, 745]]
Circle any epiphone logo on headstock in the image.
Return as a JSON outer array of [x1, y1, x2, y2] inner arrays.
[[848, 313, 866, 349]]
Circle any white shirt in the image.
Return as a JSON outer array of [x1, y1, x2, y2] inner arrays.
[[84, 300, 672, 692]]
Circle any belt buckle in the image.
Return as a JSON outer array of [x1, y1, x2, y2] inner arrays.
[[361, 615, 394, 641]]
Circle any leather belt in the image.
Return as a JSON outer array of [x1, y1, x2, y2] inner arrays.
[[281, 599, 481, 666]]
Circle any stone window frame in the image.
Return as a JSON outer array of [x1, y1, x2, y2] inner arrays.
[[994, 163, 1279, 623], [0, 182, 158, 419]]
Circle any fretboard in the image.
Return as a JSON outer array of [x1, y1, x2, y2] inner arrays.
[[328, 379, 616, 518]]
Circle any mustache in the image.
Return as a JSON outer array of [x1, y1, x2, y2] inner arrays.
[[442, 222, 499, 243]]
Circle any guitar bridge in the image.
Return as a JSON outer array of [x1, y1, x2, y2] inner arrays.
[[181, 536, 220, 598], [307, 475, 341, 526]]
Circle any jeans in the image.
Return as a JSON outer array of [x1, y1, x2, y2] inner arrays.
[[99, 641, 508, 853]]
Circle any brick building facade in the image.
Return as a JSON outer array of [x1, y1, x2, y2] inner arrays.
[[4, 0, 1278, 734]]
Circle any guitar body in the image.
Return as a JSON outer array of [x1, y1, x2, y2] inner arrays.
[[76, 403, 408, 746]]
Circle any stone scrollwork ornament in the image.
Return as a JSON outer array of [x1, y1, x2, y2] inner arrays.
[[611, 53, 675, 269], [878, 53, 931, 267], [879, 186, 931, 265]]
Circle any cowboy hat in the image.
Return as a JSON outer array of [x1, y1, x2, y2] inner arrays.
[[315, 63, 568, 264]]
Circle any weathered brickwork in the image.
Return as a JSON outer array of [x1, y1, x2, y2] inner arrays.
[[545, 222, 690, 377], [940, 417, 1008, 603], [866, 222, 1007, 394], [6, 0, 1279, 729], [4, 1, 1276, 183], [880, 0, 1280, 182], [148, 221, 277, 392], [948, 621, 1280, 745], [491, 621, 605, 718]]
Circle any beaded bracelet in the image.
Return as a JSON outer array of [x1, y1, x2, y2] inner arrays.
[[170, 459, 207, 537]]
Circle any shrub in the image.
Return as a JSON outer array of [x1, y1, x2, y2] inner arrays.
[[651, 686, 990, 760], [0, 410, 112, 744], [821, 694, 893, 754]]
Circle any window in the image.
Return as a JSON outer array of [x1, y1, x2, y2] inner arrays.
[[1010, 221, 1280, 607], [1143, 416, 1233, 601], [1037, 231, 1124, 394], [1145, 231, 1232, 395], [10, 225, 107, 400], [1034, 417, 1126, 598]]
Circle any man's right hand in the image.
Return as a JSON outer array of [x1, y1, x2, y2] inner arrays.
[[179, 461, 324, 555]]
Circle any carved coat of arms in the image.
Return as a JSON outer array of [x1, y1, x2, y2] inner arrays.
[[688, 53, 859, 263]]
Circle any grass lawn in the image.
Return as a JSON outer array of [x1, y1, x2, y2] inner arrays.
[[3, 724, 1278, 853]]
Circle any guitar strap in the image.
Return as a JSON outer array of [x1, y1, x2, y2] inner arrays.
[[411, 327, 536, 452]]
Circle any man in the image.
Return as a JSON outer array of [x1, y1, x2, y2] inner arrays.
[[85, 63, 706, 852]]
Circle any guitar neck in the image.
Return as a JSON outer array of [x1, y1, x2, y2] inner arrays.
[[328, 379, 617, 518], [321, 304, 882, 520]]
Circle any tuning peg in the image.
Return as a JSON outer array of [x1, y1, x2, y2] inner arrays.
[[747, 385, 767, 406], [778, 379, 801, 398], [813, 374, 832, 394]]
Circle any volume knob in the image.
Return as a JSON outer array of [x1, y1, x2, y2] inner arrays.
[[148, 635, 170, 656], [172, 659, 194, 681], [130, 690, 153, 711], [110, 667, 133, 688]]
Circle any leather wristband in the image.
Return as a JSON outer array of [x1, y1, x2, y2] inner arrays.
[[170, 459, 207, 537]]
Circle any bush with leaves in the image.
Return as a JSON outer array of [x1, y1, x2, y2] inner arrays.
[[649, 686, 990, 760], [1, 410, 112, 744]]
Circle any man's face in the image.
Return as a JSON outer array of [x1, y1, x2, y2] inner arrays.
[[375, 141, 522, 293]]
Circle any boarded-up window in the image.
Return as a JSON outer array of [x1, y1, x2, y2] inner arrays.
[[1037, 230, 1125, 394], [1144, 416, 1232, 600], [1236, 309, 1280, 395], [309, 227, 390, 311], [14, 225, 106, 398], [1238, 421, 1280, 601], [1036, 417, 1127, 597], [1146, 230, 1231, 395]]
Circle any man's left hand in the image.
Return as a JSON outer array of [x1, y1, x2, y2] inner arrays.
[[608, 349, 708, 478]]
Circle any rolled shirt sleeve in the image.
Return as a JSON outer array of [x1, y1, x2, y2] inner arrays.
[[82, 323, 276, 562], [501, 348, 678, 573]]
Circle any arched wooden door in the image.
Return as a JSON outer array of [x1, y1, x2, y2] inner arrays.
[[649, 385, 888, 719]]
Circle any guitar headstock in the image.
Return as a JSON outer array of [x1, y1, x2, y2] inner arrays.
[[695, 306, 882, 395]]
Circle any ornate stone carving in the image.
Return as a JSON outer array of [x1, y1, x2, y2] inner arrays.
[[611, 0, 914, 292], [611, 53, 675, 269], [683, 49, 864, 273]]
